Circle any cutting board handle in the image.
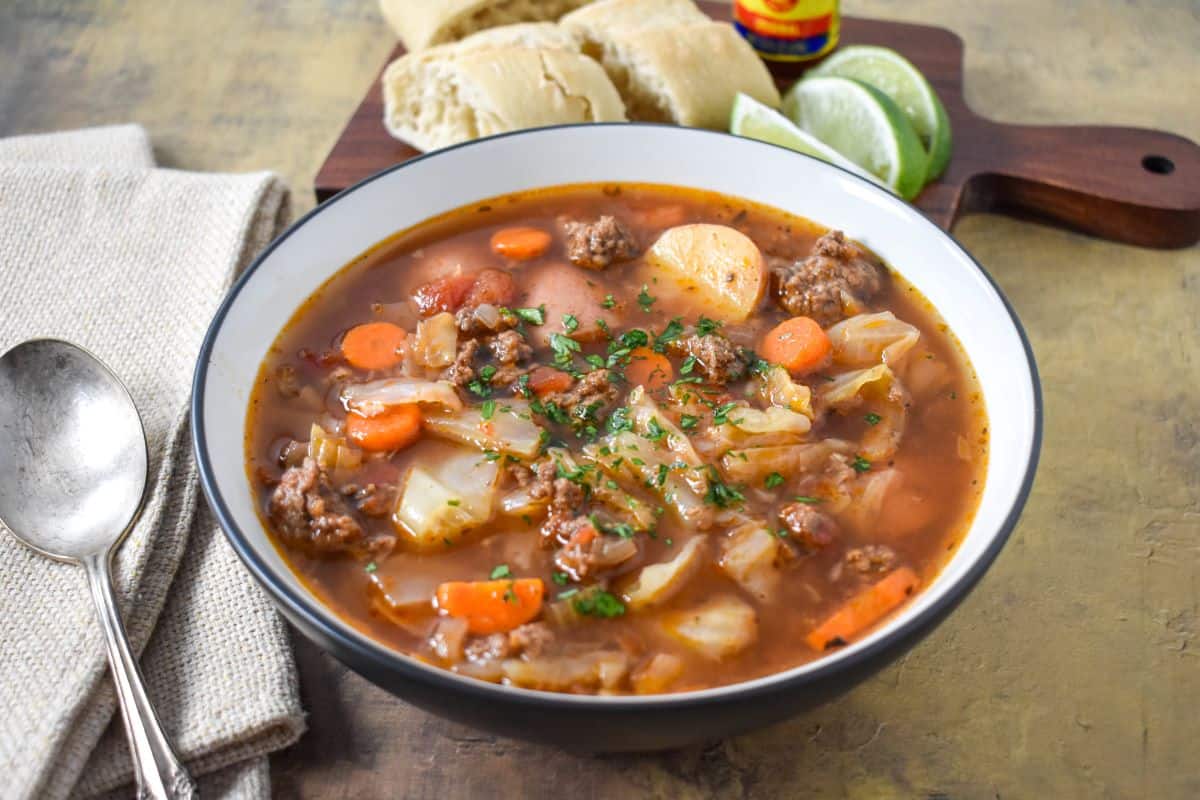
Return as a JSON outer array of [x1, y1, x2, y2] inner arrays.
[[950, 119, 1200, 248]]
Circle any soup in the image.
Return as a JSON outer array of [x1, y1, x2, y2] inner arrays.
[[246, 183, 987, 695]]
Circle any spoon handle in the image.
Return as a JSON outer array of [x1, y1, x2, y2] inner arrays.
[[83, 552, 196, 800]]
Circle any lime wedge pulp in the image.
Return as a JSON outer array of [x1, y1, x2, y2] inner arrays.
[[782, 76, 928, 201], [807, 45, 953, 180], [729, 93, 891, 191]]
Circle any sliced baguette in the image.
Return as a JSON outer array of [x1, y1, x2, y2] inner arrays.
[[380, 0, 595, 52], [562, 0, 781, 127], [382, 45, 626, 151]]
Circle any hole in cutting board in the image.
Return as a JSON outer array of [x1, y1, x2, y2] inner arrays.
[[1142, 155, 1175, 175]]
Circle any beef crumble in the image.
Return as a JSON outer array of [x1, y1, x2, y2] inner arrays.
[[563, 215, 639, 270], [667, 333, 751, 384], [269, 458, 371, 554], [771, 230, 885, 327], [778, 502, 838, 550]]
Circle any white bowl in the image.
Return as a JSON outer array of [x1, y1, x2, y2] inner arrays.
[[193, 124, 1041, 749]]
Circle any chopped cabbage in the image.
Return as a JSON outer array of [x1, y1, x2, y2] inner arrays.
[[720, 440, 854, 484], [662, 595, 758, 659], [622, 536, 707, 610], [594, 432, 713, 529], [827, 311, 920, 367], [424, 400, 544, 458], [631, 653, 684, 694], [501, 651, 630, 691], [820, 365, 910, 461], [392, 446, 499, 549], [626, 386, 707, 495], [557, 447, 657, 530], [729, 406, 812, 437], [757, 366, 814, 418], [307, 423, 362, 474], [341, 377, 463, 415], [412, 312, 458, 368]]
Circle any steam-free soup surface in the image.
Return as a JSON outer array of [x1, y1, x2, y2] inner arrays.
[[247, 183, 986, 694]]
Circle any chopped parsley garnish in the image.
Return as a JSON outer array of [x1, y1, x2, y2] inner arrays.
[[514, 373, 532, 398], [637, 284, 656, 312], [606, 406, 633, 434], [747, 355, 772, 377], [489, 564, 511, 580], [549, 332, 581, 367], [672, 376, 703, 387], [643, 417, 667, 442], [482, 450, 502, 462], [595, 318, 612, 338], [573, 590, 626, 618], [562, 313, 579, 333], [447, 499, 460, 506], [696, 316, 723, 336], [551, 571, 570, 586], [852, 455, 872, 473], [557, 588, 579, 600], [480, 399, 496, 420], [556, 461, 593, 482], [364, 562, 377, 574], [513, 306, 545, 325], [679, 414, 699, 431], [712, 401, 740, 425], [764, 472, 784, 489], [605, 479, 619, 490], [601, 294, 616, 309], [864, 412, 882, 426], [590, 514, 637, 539], [503, 583, 519, 604], [680, 355, 697, 375], [704, 469, 745, 508], [652, 463, 669, 488], [631, 457, 646, 467], [653, 317, 684, 352], [585, 354, 606, 369], [541, 400, 570, 425]]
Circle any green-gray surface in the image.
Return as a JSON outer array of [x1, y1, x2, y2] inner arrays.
[[2, 1, 1196, 796]]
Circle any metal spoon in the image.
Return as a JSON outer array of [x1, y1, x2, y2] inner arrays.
[[0, 339, 195, 800]]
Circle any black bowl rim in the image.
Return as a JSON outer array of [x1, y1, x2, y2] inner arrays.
[[191, 122, 1043, 710]]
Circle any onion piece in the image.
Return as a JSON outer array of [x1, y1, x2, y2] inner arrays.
[[341, 377, 463, 416]]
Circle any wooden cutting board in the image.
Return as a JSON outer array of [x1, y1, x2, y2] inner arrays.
[[314, 4, 1200, 249]]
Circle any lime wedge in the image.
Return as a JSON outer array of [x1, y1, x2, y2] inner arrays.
[[729, 93, 890, 191], [782, 76, 928, 200], [807, 45, 953, 180]]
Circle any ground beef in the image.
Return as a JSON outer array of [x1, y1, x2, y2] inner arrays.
[[443, 338, 479, 387], [268, 457, 365, 554], [667, 333, 751, 384], [846, 544, 897, 574], [508, 622, 555, 658], [526, 461, 557, 500], [455, 304, 518, 338], [506, 462, 534, 488], [464, 622, 556, 664], [489, 330, 532, 365], [341, 482, 395, 518], [770, 230, 885, 327], [778, 502, 838, 550], [563, 215, 639, 270], [546, 369, 618, 421]]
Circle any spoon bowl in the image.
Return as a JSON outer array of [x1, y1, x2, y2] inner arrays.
[[0, 339, 147, 561], [0, 339, 194, 799]]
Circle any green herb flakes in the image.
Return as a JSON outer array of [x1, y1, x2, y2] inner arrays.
[[489, 564, 511, 580], [764, 472, 784, 489]]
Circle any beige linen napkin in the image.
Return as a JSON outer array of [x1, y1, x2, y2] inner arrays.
[[0, 125, 305, 799]]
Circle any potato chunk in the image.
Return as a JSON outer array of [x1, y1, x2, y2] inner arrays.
[[662, 595, 758, 659], [645, 224, 765, 322], [719, 523, 781, 601], [622, 536, 706, 610]]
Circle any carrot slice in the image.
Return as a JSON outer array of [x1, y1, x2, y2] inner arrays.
[[624, 347, 674, 391], [759, 317, 832, 376], [436, 578, 545, 634], [345, 404, 422, 452], [491, 227, 552, 261], [805, 567, 919, 651], [527, 365, 574, 397], [342, 322, 408, 370]]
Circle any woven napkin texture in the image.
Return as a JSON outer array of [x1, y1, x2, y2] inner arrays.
[[0, 125, 305, 799]]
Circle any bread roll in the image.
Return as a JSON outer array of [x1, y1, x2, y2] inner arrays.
[[382, 44, 626, 152], [562, 0, 782, 128], [380, 0, 595, 52]]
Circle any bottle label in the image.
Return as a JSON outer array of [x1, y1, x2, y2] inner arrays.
[[734, 0, 839, 60]]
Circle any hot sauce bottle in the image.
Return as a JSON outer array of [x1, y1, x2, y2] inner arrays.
[[733, 0, 840, 62]]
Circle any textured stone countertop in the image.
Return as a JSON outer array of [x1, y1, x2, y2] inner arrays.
[[2, 1, 1196, 797]]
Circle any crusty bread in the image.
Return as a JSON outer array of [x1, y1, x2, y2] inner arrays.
[[429, 21, 581, 55], [380, 0, 595, 52], [382, 44, 626, 151], [561, 0, 708, 46], [562, 0, 782, 128]]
